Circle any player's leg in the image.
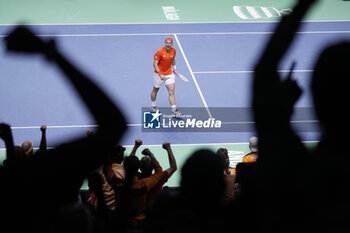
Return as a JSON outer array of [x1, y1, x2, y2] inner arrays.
[[166, 83, 176, 109], [165, 75, 177, 114], [151, 73, 163, 110], [151, 87, 160, 110], [167, 84, 181, 117]]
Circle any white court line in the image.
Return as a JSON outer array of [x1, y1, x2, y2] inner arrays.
[[219, 120, 318, 125], [10, 125, 98, 129], [9, 120, 317, 130], [100, 140, 321, 148], [173, 34, 213, 119], [0, 140, 320, 150], [1, 30, 350, 38], [10, 124, 141, 130], [193, 69, 314, 74], [0, 19, 349, 26], [43, 30, 350, 37], [0, 33, 171, 38], [0, 143, 244, 150]]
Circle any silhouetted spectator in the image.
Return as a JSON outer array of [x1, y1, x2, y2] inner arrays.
[[86, 129, 94, 138], [233, 136, 259, 199], [21, 125, 47, 157], [87, 170, 113, 233], [216, 148, 236, 202], [145, 149, 230, 233], [234, 162, 259, 201], [140, 142, 177, 203], [308, 41, 350, 233], [1, 26, 126, 233], [216, 148, 233, 175], [124, 145, 163, 228], [243, 136, 258, 163], [0, 124, 27, 168], [93, 145, 126, 212], [252, 0, 350, 232]]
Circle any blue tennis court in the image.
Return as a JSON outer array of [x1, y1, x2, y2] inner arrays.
[[1, 21, 350, 149]]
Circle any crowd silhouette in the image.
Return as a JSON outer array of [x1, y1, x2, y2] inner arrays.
[[1, 0, 349, 232]]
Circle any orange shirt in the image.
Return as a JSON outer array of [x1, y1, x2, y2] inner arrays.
[[230, 152, 258, 176], [154, 47, 176, 75], [131, 159, 163, 224], [242, 152, 258, 163], [228, 167, 236, 176]]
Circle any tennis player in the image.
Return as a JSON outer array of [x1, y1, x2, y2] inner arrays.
[[150, 37, 181, 116]]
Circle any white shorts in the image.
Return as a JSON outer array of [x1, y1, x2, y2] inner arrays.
[[153, 73, 175, 88]]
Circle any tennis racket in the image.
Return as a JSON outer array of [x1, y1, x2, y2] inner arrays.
[[176, 73, 190, 83]]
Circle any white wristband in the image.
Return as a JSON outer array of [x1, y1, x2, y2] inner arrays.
[[173, 65, 177, 70]]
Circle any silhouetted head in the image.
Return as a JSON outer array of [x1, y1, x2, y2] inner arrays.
[[180, 149, 225, 203], [21, 140, 33, 156], [140, 156, 153, 177], [312, 42, 350, 135], [2, 146, 26, 167], [123, 156, 140, 178], [216, 148, 229, 170], [108, 145, 125, 164], [249, 136, 258, 152]]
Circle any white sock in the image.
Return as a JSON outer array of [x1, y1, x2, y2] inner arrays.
[[151, 101, 157, 107], [171, 105, 176, 112]]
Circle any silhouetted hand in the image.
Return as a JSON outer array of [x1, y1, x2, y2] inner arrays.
[[0, 123, 11, 140], [281, 62, 303, 114], [135, 139, 142, 148], [6, 26, 46, 53], [162, 142, 171, 151], [129, 139, 142, 157], [86, 129, 94, 137], [5, 26, 56, 60], [40, 125, 47, 132]]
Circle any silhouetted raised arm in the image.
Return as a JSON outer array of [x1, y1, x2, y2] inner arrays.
[[5, 26, 127, 205], [162, 142, 177, 177], [255, 0, 316, 73], [252, 1, 318, 232], [6, 27, 126, 140], [38, 125, 47, 152], [130, 139, 142, 157], [0, 123, 15, 163], [254, 0, 316, 128]]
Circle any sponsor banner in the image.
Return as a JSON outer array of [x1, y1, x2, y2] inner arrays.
[[233, 6, 292, 20], [162, 6, 180, 21]]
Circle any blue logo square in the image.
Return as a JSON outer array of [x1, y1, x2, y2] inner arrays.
[[143, 110, 162, 129]]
